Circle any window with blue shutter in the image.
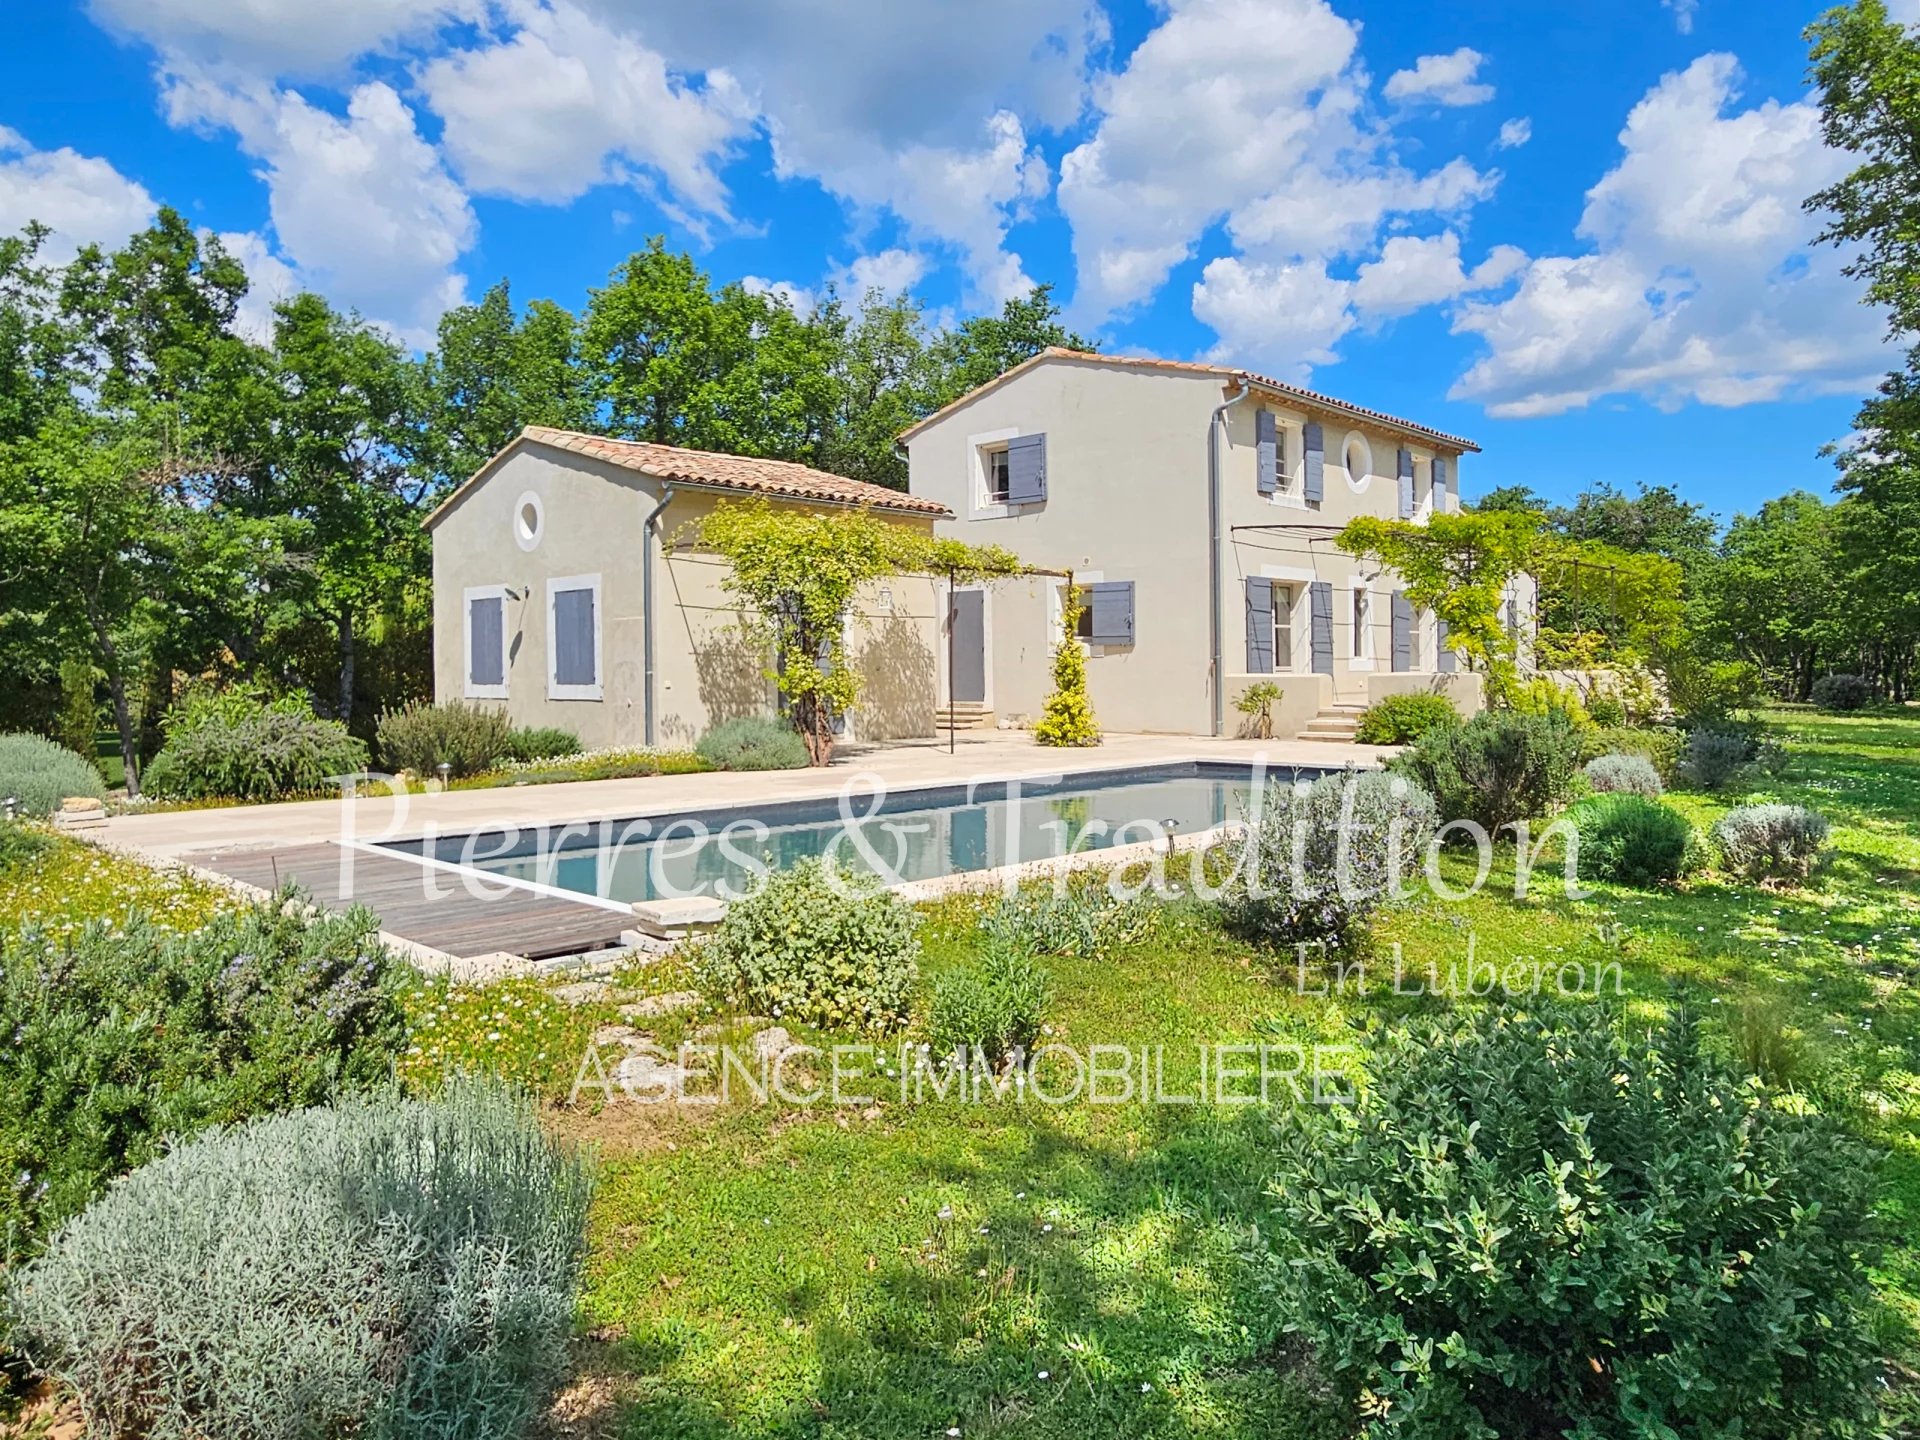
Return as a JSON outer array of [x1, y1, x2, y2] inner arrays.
[[467, 592, 506, 695], [1084, 580, 1135, 646], [1435, 616, 1457, 673], [1256, 410, 1278, 496], [548, 576, 602, 699], [1309, 581, 1333, 675], [1432, 455, 1450, 511], [1302, 422, 1324, 503], [1005, 432, 1047, 504], [1397, 448, 1414, 518], [1245, 578, 1274, 672], [1390, 591, 1413, 673]]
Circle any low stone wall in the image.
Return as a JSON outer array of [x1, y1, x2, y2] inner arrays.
[[1365, 671, 1485, 719]]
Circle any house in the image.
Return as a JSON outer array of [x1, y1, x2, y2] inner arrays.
[[424, 427, 950, 750], [901, 348, 1505, 739]]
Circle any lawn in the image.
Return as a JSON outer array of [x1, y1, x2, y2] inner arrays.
[[558, 706, 1920, 1438]]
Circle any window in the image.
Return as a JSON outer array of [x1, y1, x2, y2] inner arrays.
[[547, 574, 603, 701], [513, 490, 544, 552], [1275, 431, 1293, 488], [1073, 585, 1094, 640], [1343, 432, 1372, 490], [1351, 586, 1371, 660], [464, 585, 510, 699], [1273, 584, 1294, 669], [984, 445, 1011, 503]]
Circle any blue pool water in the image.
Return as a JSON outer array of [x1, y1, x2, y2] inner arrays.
[[383, 761, 1337, 904]]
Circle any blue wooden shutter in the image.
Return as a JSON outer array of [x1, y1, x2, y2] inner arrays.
[[469, 596, 503, 688], [1432, 455, 1450, 511], [1086, 581, 1134, 645], [1390, 591, 1413, 673], [1435, 616, 1457, 673], [553, 587, 596, 687], [1255, 410, 1278, 496], [1245, 578, 1274, 673], [1309, 581, 1333, 675], [1302, 422, 1324, 502], [1005, 432, 1047, 503], [1397, 447, 1414, 518]]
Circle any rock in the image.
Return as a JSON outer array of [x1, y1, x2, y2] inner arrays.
[[619, 990, 702, 1020], [593, 1024, 648, 1048], [630, 894, 727, 939], [553, 979, 616, 1006], [60, 796, 105, 813], [612, 1050, 689, 1096], [753, 1026, 798, 1065]]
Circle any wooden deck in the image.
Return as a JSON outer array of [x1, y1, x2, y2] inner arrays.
[[196, 843, 631, 961]]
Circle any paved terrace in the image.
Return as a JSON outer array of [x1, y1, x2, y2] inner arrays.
[[99, 732, 1392, 968]]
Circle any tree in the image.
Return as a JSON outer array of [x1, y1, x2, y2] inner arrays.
[[1032, 579, 1100, 747], [1700, 492, 1846, 698], [686, 501, 1021, 765], [817, 291, 940, 490], [1473, 485, 1550, 514], [1555, 482, 1717, 577], [927, 284, 1093, 407]]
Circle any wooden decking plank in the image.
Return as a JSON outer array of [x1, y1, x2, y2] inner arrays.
[[195, 843, 628, 960]]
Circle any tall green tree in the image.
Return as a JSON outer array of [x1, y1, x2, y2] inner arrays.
[[818, 291, 940, 489], [927, 283, 1092, 407], [1700, 492, 1846, 698]]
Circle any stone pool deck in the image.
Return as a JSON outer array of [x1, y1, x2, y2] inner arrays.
[[97, 732, 1392, 970]]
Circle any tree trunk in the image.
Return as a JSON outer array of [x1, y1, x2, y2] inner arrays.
[[337, 608, 357, 722], [83, 590, 140, 798]]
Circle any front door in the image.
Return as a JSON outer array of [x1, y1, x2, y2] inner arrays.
[[949, 590, 986, 704]]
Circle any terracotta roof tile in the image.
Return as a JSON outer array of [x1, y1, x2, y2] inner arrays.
[[896, 347, 1481, 453], [425, 427, 950, 528]]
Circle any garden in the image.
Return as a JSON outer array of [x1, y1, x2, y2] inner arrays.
[[2, 695, 1918, 1439]]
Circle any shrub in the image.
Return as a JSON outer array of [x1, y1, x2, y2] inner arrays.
[[1811, 673, 1876, 712], [1394, 710, 1583, 838], [694, 714, 809, 772], [1584, 690, 1626, 727], [1714, 803, 1831, 884], [0, 898, 408, 1262], [493, 747, 709, 785], [1353, 693, 1458, 746], [1507, 675, 1593, 728], [1667, 654, 1764, 725], [1033, 587, 1100, 747], [376, 699, 515, 779], [501, 726, 582, 764], [1264, 1006, 1879, 1440], [1234, 680, 1283, 739], [7, 1082, 592, 1440], [687, 859, 919, 1032], [1218, 770, 1436, 950], [1568, 793, 1697, 886], [0, 733, 107, 817], [982, 880, 1159, 959], [0, 820, 53, 873], [1676, 726, 1754, 792], [1580, 724, 1684, 782], [923, 943, 1053, 1070], [144, 692, 369, 801], [1583, 751, 1663, 797]]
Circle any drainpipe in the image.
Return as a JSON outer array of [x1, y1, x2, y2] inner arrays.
[[1208, 378, 1253, 737], [641, 485, 676, 747]]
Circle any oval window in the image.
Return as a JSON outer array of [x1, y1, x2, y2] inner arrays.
[[1343, 434, 1372, 489], [513, 491, 544, 551]]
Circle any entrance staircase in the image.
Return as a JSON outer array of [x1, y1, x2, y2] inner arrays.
[[1298, 702, 1365, 743], [935, 700, 995, 733]]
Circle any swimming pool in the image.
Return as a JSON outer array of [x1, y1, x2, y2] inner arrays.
[[378, 760, 1341, 905]]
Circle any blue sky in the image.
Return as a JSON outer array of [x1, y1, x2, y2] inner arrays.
[[0, 0, 1902, 518]]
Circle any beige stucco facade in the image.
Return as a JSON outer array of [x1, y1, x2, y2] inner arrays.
[[428, 441, 942, 750], [904, 352, 1498, 738]]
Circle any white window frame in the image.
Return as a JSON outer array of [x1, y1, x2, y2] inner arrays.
[[1263, 415, 1309, 511], [1343, 430, 1374, 494], [1255, 564, 1315, 674], [1349, 580, 1375, 670], [512, 489, 545, 552], [463, 584, 511, 700], [965, 425, 1022, 521], [546, 573, 604, 702]]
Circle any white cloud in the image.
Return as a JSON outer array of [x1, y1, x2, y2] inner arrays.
[[209, 228, 301, 342], [1383, 48, 1494, 107], [87, 0, 481, 78], [0, 126, 155, 262], [1192, 257, 1357, 378], [1496, 116, 1532, 149], [1351, 232, 1525, 318], [164, 73, 475, 344], [1057, 0, 1500, 340], [417, 1, 752, 223], [740, 274, 815, 314], [1451, 54, 1889, 417], [837, 248, 933, 301], [1661, 0, 1699, 35]]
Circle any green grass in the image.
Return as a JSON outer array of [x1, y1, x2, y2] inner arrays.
[[571, 708, 1920, 1437]]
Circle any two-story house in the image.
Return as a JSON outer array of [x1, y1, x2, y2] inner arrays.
[[901, 348, 1493, 740]]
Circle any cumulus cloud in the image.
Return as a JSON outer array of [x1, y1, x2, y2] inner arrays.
[[1352, 232, 1526, 318], [1661, 0, 1700, 35], [740, 274, 815, 314], [1451, 54, 1889, 417], [0, 126, 155, 262], [87, 0, 481, 78], [417, 1, 752, 225], [1383, 48, 1494, 107], [210, 227, 302, 342], [164, 73, 475, 344], [1496, 116, 1532, 149], [1191, 256, 1357, 378], [837, 247, 933, 301]]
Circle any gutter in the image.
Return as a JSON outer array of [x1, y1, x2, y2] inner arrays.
[[641, 485, 676, 747], [1208, 378, 1253, 737]]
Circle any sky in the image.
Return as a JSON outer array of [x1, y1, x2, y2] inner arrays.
[[0, 0, 1908, 518]]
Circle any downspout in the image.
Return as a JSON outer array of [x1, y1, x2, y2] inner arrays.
[[1208, 378, 1253, 737], [641, 485, 676, 748]]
